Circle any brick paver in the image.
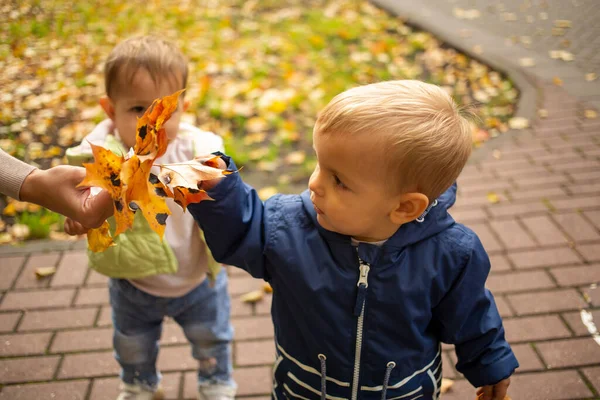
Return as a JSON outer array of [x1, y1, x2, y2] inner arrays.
[[0, 380, 90, 400], [0, 288, 76, 311], [0, 356, 60, 383], [0, 257, 25, 290], [17, 252, 61, 288], [0, 332, 52, 356], [50, 327, 112, 353], [1, 1, 599, 398], [18, 307, 98, 331]]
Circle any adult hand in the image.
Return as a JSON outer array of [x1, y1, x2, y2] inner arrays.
[[20, 165, 113, 229]]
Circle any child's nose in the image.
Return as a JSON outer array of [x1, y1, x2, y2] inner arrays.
[[308, 172, 324, 197]]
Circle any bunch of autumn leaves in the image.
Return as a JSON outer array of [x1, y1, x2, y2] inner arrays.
[[79, 90, 229, 252]]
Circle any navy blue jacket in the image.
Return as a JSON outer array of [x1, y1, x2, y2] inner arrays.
[[189, 157, 518, 400]]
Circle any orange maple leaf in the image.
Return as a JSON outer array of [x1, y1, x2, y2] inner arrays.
[[79, 143, 135, 236], [135, 89, 184, 160]]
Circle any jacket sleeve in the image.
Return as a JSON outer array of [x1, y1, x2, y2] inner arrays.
[[187, 154, 270, 280], [432, 232, 519, 387], [0, 149, 36, 200]]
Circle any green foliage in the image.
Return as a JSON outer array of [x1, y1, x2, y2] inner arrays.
[[17, 209, 64, 240]]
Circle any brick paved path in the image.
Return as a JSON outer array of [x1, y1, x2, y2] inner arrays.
[[1, 2, 599, 399]]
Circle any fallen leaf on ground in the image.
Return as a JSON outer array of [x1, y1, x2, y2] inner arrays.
[[9, 224, 29, 240], [502, 12, 517, 21], [240, 290, 264, 303], [586, 73, 598, 82], [550, 50, 574, 61], [508, 117, 529, 129], [453, 8, 481, 20], [35, 266, 57, 279], [256, 160, 278, 172], [519, 57, 535, 67], [492, 150, 502, 159], [538, 109, 549, 119], [246, 117, 269, 133], [487, 192, 500, 204], [554, 19, 572, 28], [585, 110, 598, 119], [0, 233, 12, 244], [2, 203, 16, 217], [285, 151, 306, 165], [553, 77, 564, 86], [520, 36, 532, 46]]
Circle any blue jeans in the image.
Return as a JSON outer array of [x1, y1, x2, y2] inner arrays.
[[109, 268, 235, 391]]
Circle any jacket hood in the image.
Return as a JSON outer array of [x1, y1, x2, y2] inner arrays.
[[300, 183, 457, 250]]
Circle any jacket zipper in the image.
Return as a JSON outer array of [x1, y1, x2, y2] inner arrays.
[[351, 256, 370, 400]]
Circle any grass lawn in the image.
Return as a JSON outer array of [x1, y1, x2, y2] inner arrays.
[[0, 0, 518, 242]]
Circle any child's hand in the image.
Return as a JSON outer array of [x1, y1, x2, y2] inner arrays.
[[476, 378, 510, 400], [195, 154, 227, 191], [64, 217, 90, 236]]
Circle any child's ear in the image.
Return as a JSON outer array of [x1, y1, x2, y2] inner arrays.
[[183, 100, 190, 112], [389, 193, 429, 225], [99, 97, 115, 120]]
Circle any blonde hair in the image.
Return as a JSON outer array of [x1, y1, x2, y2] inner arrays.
[[104, 35, 188, 98], [314, 80, 473, 201]]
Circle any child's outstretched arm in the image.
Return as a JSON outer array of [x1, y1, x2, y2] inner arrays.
[[188, 154, 270, 280], [432, 232, 518, 398]]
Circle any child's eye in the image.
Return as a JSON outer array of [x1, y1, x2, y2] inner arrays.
[[130, 106, 145, 113], [334, 175, 348, 190]]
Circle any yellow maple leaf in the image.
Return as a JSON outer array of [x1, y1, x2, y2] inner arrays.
[[79, 142, 124, 199], [87, 221, 115, 252], [79, 142, 134, 236]]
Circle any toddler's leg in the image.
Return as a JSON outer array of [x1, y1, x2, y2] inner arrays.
[[110, 279, 164, 391], [172, 268, 236, 396]]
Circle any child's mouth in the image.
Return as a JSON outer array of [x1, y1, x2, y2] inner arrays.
[[312, 202, 324, 215]]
